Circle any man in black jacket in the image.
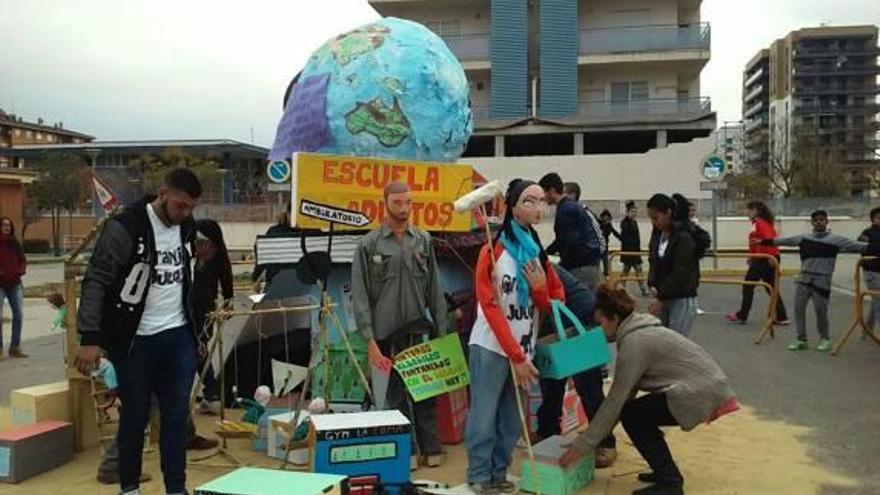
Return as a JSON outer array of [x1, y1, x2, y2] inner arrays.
[[75, 168, 202, 495], [619, 201, 650, 297], [540, 173, 605, 291]]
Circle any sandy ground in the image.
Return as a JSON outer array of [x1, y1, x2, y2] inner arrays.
[[0, 402, 860, 495]]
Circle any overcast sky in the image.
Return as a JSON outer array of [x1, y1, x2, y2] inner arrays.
[[1, 0, 877, 146]]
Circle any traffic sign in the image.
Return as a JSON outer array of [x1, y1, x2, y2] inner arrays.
[[700, 154, 726, 180], [299, 199, 371, 228], [267, 160, 291, 184]]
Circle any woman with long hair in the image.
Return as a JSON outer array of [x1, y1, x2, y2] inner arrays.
[[465, 179, 565, 495], [0, 216, 27, 358], [726, 201, 789, 325], [646, 194, 700, 336], [562, 284, 737, 495]]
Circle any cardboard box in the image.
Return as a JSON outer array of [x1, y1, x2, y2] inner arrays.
[[194, 467, 346, 495], [10, 382, 70, 426], [520, 435, 594, 495], [311, 411, 411, 495], [0, 420, 74, 483], [251, 408, 290, 453], [266, 411, 311, 465]]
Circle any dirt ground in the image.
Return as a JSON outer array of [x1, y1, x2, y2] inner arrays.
[[0, 401, 859, 495]]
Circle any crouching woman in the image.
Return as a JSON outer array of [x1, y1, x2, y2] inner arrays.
[[562, 284, 738, 495]]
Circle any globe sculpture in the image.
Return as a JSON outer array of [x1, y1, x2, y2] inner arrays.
[[269, 17, 474, 163]]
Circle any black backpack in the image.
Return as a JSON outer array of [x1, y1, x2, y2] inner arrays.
[[688, 221, 712, 259]]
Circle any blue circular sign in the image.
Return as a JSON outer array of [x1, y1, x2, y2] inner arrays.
[[267, 160, 291, 183], [701, 155, 726, 180]]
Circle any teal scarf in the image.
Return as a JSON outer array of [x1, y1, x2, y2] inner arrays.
[[500, 221, 541, 309]]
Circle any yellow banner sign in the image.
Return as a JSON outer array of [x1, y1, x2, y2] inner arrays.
[[292, 153, 474, 232]]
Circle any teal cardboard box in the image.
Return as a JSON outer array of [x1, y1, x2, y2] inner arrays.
[[520, 435, 594, 495], [195, 468, 347, 495]]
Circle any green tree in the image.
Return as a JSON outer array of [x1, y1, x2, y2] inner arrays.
[[29, 153, 91, 255], [135, 148, 221, 200], [724, 171, 771, 200]]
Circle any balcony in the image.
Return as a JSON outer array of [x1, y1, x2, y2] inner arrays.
[[743, 101, 765, 119], [470, 97, 713, 128], [744, 67, 766, 88], [442, 33, 490, 65], [793, 103, 880, 116], [794, 46, 880, 59], [794, 65, 880, 77], [575, 97, 712, 123], [794, 83, 880, 96], [744, 117, 768, 134], [578, 23, 710, 61], [744, 84, 765, 103]]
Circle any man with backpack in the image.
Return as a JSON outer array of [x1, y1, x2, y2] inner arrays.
[[540, 174, 605, 291]]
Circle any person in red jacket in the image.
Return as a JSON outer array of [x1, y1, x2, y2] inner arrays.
[[0, 216, 27, 359], [726, 201, 789, 325], [465, 179, 565, 495]]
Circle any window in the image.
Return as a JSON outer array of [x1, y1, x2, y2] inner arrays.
[[26, 130, 33, 138], [425, 20, 461, 38], [36, 132, 43, 140], [14, 129, 21, 137], [611, 81, 649, 102], [47, 134, 55, 142]]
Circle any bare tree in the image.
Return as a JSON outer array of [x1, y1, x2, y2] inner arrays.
[[768, 123, 847, 198]]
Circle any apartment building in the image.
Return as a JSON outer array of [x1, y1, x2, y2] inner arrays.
[[714, 122, 743, 173], [0, 109, 94, 168], [370, 0, 716, 157], [742, 49, 771, 173], [743, 26, 880, 193]]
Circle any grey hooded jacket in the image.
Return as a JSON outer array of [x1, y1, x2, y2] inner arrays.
[[571, 312, 735, 454]]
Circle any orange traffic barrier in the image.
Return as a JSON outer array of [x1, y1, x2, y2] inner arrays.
[[831, 257, 880, 356], [608, 250, 785, 344]]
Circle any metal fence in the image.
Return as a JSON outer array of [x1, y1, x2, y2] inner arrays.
[[584, 197, 878, 219]]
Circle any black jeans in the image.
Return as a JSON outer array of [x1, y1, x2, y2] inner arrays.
[[737, 257, 788, 321], [536, 367, 615, 448], [620, 393, 683, 487], [110, 326, 198, 494]]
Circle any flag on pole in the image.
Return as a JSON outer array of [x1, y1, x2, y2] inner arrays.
[[91, 172, 120, 213]]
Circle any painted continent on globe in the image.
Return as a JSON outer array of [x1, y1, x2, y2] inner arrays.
[[270, 17, 473, 163]]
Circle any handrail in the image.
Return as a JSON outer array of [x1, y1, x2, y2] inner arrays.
[[831, 256, 880, 355], [608, 250, 784, 344]]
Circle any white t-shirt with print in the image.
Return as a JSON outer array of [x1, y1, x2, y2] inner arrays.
[[469, 250, 538, 359], [137, 204, 188, 336]]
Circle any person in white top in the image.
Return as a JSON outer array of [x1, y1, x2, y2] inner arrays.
[[465, 179, 565, 495], [75, 168, 202, 495]]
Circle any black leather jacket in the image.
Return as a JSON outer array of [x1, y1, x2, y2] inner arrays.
[[78, 196, 197, 357]]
